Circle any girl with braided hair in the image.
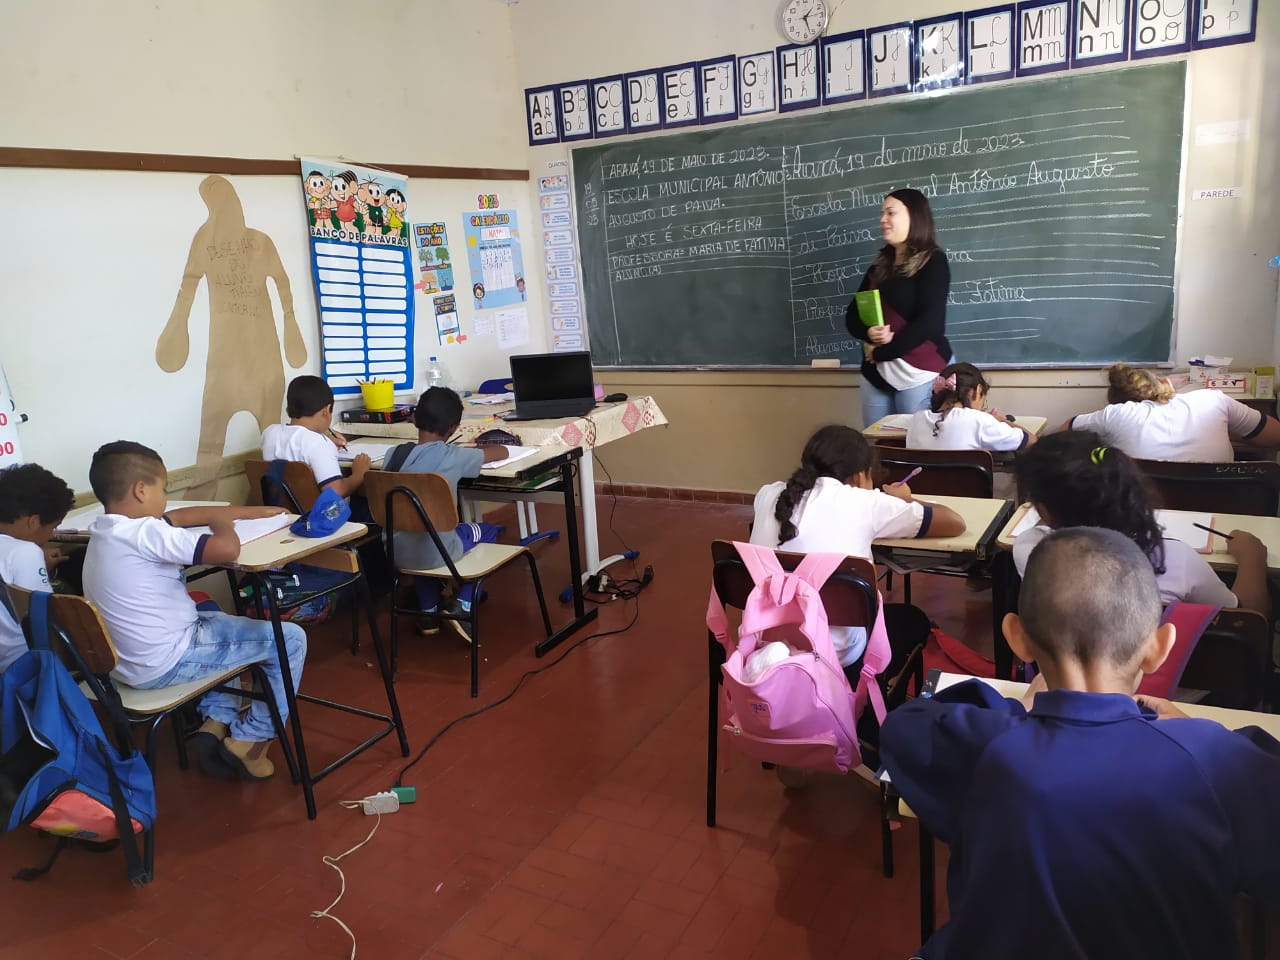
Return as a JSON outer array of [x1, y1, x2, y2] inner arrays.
[[750, 425, 965, 673]]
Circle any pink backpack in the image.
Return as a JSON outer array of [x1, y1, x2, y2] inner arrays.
[[706, 541, 891, 773]]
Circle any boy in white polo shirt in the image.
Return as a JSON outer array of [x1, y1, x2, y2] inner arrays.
[[0, 463, 75, 672], [261, 375, 371, 497], [82, 440, 306, 781]]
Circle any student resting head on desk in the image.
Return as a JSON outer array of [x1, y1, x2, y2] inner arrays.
[[1062, 362, 1280, 462], [0, 463, 74, 673], [382, 386, 509, 635], [750, 425, 965, 684], [1014, 430, 1269, 617], [905, 362, 1035, 452], [261, 374, 371, 500], [81, 441, 305, 781], [882, 526, 1280, 960]]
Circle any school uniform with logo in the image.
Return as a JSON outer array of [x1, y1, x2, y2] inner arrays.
[[0, 534, 51, 671]]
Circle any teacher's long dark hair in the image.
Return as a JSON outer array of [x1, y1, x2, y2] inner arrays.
[[774, 426, 875, 544], [866, 188, 940, 285]]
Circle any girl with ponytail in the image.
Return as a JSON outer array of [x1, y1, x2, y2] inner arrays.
[[1013, 430, 1268, 614], [750, 425, 966, 669], [906, 362, 1035, 451]]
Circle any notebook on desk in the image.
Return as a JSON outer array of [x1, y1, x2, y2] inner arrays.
[[1009, 505, 1216, 553]]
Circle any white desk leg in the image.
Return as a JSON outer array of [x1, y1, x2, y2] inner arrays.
[[579, 449, 636, 580]]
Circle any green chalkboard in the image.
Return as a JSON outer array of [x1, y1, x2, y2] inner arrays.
[[572, 61, 1185, 368]]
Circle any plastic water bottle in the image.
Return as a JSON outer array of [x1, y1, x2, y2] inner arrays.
[[426, 356, 453, 392]]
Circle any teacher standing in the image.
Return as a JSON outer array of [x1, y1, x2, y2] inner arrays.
[[846, 188, 953, 427]]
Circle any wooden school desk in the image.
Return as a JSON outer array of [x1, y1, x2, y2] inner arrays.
[[897, 672, 1280, 946], [343, 395, 669, 584], [229, 518, 409, 819], [872, 494, 1014, 575], [864, 414, 1048, 446]]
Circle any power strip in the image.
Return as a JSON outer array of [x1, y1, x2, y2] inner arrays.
[[360, 791, 399, 816]]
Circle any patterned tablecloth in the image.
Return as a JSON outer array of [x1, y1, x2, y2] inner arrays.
[[341, 395, 668, 451]]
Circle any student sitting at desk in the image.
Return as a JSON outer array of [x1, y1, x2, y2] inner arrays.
[[882, 527, 1280, 960], [1014, 431, 1269, 616], [1065, 363, 1280, 462], [383, 387, 507, 633], [0, 463, 75, 673], [261, 375, 371, 498], [750, 425, 965, 681], [905, 362, 1034, 451], [82, 441, 305, 781]]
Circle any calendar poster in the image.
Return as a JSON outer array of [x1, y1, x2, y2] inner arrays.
[[462, 208, 527, 311]]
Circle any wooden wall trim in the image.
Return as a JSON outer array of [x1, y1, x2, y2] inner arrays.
[[0, 146, 529, 181]]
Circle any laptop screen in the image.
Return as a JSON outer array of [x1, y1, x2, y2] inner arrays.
[[508, 351, 594, 404]]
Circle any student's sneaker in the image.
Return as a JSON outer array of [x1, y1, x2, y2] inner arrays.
[[417, 600, 473, 642], [415, 607, 442, 636], [218, 737, 276, 780], [192, 719, 234, 779]]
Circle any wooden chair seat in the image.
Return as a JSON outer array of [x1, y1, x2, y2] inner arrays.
[[393, 542, 533, 580], [81, 665, 260, 716]]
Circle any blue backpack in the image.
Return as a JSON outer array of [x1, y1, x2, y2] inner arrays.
[[0, 591, 156, 885]]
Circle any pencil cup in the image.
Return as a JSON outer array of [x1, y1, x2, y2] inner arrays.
[[359, 380, 395, 411]]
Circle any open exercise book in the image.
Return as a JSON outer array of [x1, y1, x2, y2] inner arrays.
[[337, 440, 398, 464], [187, 514, 295, 545], [481, 446, 540, 470], [1009, 506, 1217, 553]]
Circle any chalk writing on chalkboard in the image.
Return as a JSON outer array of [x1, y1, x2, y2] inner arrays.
[[573, 62, 1184, 368]]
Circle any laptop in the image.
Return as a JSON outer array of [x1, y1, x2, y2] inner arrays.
[[504, 351, 596, 421]]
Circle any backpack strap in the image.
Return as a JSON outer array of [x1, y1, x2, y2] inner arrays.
[[1135, 602, 1221, 699], [28, 590, 51, 653], [852, 596, 892, 726], [383, 442, 415, 474], [98, 738, 149, 886], [262, 458, 288, 508]]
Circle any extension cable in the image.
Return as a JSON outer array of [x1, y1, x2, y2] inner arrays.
[[359, 791, 399, 816]]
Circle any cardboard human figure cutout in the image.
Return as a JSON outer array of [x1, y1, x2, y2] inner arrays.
[[157, 175, 307, 498]]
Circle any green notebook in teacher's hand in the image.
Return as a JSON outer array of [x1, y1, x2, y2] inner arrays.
[[855, 290, 883, 359], [854, 289, 884, 328]]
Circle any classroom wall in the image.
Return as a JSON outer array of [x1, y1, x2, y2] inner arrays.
[[510, 0, 1280, 492], [1, 0, 547, 494]]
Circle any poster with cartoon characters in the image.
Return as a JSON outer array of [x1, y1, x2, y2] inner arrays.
[[463, 200, 527, 312], [413, 222, 454, 295], [299, 157, 415, 395]]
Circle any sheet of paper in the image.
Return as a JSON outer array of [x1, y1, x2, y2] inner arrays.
[[495, 307, 529, 349], [474, 315, 496, 337], [1155, 510, 1214, 552], [468, 392, 514, 404], [1009, 505, 1042, 539], [480, 445, 541, 470], [875, 414, 914, 431], [57, 501, 228, 534], [337, 440, 397, 463]]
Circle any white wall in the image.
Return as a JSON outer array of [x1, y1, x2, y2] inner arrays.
[[1, 0, 545, 492], [509, 0, 1280, 367]]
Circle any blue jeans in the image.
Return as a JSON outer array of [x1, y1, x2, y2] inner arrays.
[[136, 611, 307, 742], [860, 376, 935, 427]]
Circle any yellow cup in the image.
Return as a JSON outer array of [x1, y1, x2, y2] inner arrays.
[[359, 380, 395, 411]]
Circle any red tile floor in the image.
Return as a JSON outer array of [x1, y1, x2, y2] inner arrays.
[[1, 496, 1269, 958]]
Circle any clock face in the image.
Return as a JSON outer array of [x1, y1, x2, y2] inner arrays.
[[781, 0, 829, 44]]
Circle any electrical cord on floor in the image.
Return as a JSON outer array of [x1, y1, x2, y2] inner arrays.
[[310, 804, 383, 960], [392, 596, 642, 788]]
